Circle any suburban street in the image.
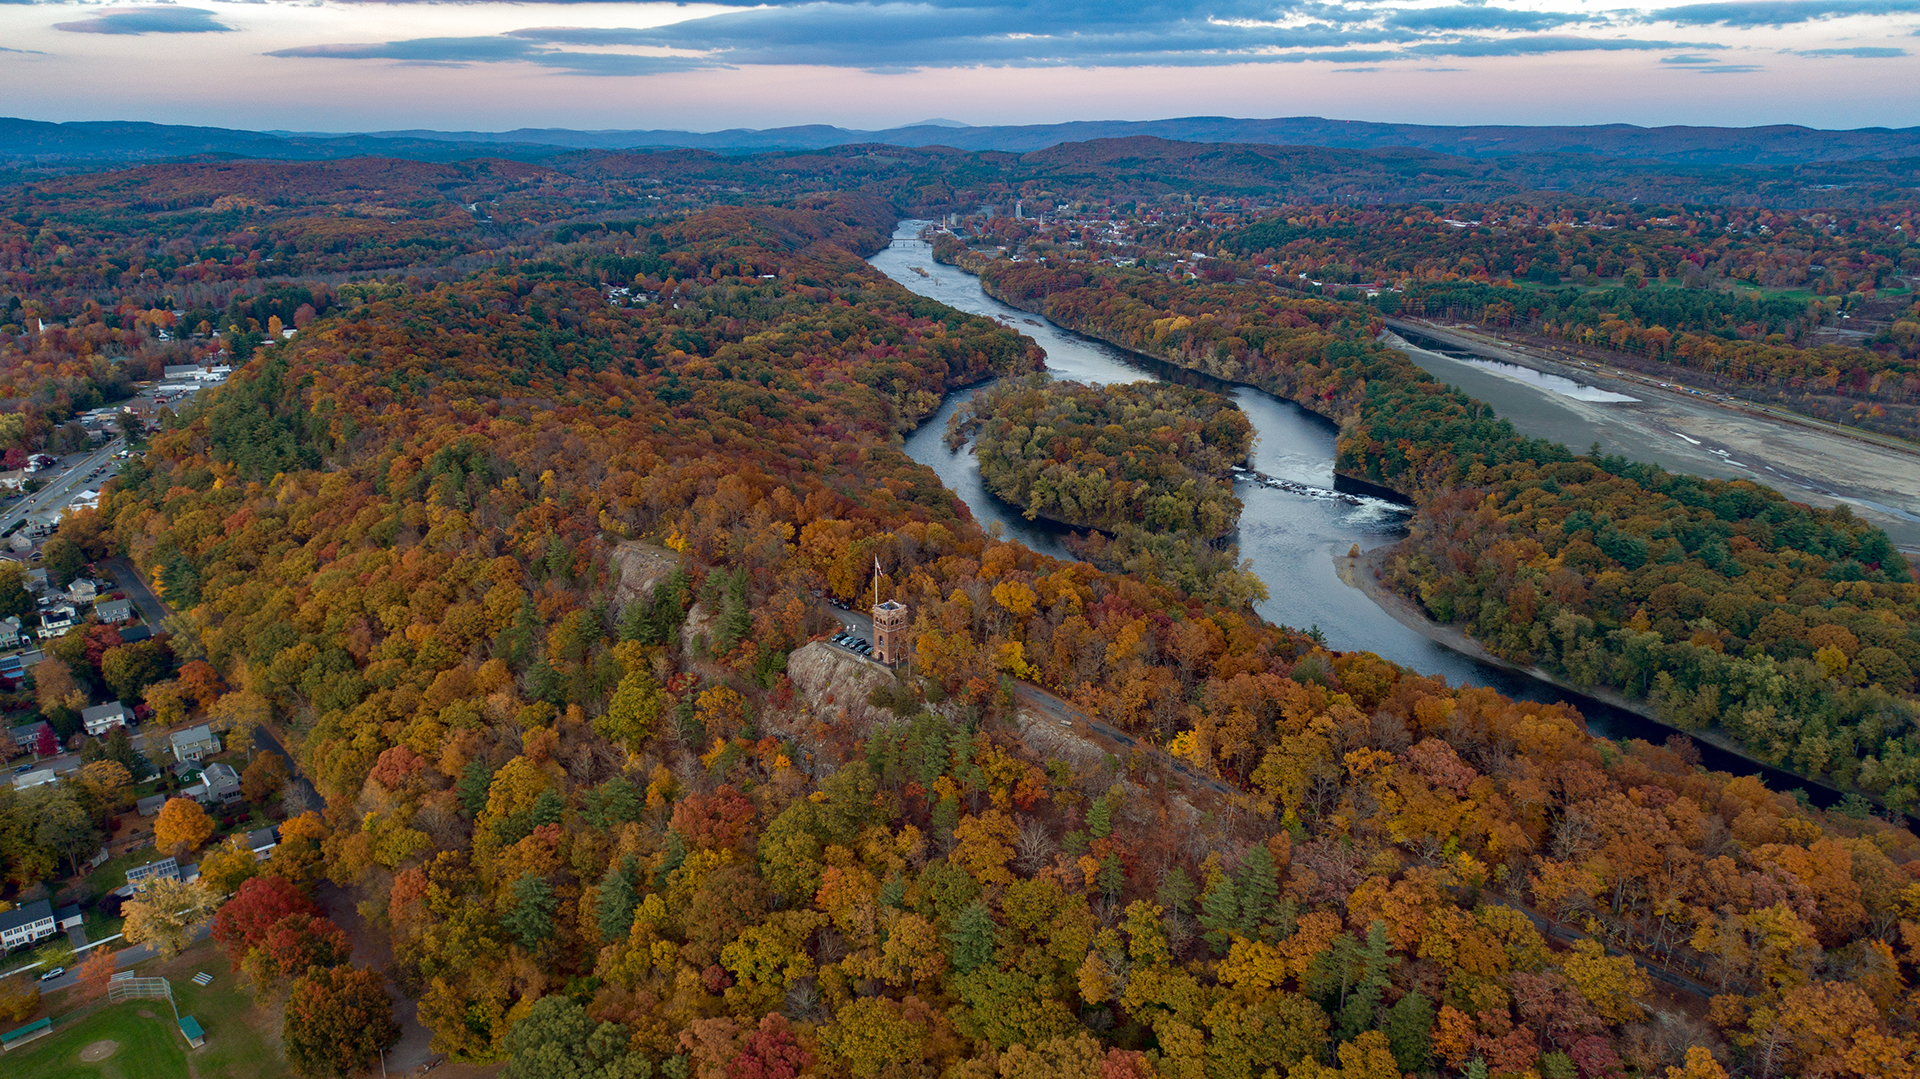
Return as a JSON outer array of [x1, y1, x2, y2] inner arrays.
[[0, 436, 123, 536]]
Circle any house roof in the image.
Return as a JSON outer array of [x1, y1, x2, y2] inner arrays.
[[117, 625, 152, 643], [136, 794, 166, 814], [54, 903, 81, 922], [0, 898, 52, 933], [95, 599, 132, 617], [203, 762, 239, 782], [81, 701, 129, 723], [247, 826, 280, 849], [170, 724, 214, 747]]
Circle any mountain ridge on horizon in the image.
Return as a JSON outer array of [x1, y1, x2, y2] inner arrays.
[[7, 113, 1920, 168]]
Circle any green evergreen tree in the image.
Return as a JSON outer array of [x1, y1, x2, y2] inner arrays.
[[456, 759, 494, 818], [1086, 795, 1113, 839], [1385, 990, 1435, 1072], [946, 900, 998, 974], [505, 874, 558, 949], [595, 859, 640, 943]]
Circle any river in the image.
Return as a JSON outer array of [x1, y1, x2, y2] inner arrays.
[[870, 221, 1855, 805]]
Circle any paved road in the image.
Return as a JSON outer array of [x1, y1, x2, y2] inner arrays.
[[101, 556, 171, 629], [13, 923, 212, 991], [0, 438, 123, 536]]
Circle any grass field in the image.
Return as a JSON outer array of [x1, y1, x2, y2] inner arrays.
[[5, 941, 289, 1079]]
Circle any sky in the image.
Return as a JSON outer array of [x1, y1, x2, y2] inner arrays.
[[0, 0, 1916, 132]]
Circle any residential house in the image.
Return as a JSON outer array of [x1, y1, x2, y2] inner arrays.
[[0, 615, 21, 649], [67, 579, 97, 604], [0, 469, 23, 491], [7, 719, 49, 749], [169, 724, 220, 762], [24, 568, 47, 594], [53, 904, 82, 932], [135, 793, 167, 817], [95, 598, 133, 624], [199, 761, 241, 805], [40, 605, 76, 634], [247, 826, 280, 861], [81, 701, 129, 738], [125, 857, 180, 890], [117, 625, 152, 644], [0, 899, 56, 949]]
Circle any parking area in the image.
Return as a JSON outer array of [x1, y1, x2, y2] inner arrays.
[[820, 597, 877, 658]]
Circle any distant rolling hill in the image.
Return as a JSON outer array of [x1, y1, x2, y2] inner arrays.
[[7, 114, 1920, 167]]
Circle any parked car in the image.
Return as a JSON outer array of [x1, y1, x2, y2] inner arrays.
[[39, 967, 64, 981]]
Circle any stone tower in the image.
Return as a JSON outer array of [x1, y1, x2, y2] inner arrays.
[[871, 599, 908, 666]]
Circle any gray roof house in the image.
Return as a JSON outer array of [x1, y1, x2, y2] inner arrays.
[[0, 615, 20, 650], [136, 793, 167, 816], [23, 568, 47, 594], [95, 598, 134, 624], [81, 701, 130, 738], [247, 825, 280, 861], [199, 761, 242, 805], [8, 719, 50, 748], [0, 898, 56, 949], [169, 724, 220, 762], [54, 903, 82, 930]]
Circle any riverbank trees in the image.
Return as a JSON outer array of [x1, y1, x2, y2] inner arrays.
[[936, 240, 1920, 808]]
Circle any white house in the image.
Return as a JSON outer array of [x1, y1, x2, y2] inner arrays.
[[81, 701, 130, 737], [0, 615, 22, 650], [0, 470, 24, 491], [66, 579, 97, 604], [40, 605, 76, 634], [0, 898, 56, 949]]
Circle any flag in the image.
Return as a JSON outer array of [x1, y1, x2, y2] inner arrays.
[[874, 557, 882, 578]]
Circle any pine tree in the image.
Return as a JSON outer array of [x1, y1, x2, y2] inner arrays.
[[1385, 990, 1435, 1072], [947, 900, 997, 974], [1086, 795, 1113, 839], [504, 874, 557, 949], [1198, 874, 1242, 955], [595, 860, 639, 942], [456, 759, 494, 818]]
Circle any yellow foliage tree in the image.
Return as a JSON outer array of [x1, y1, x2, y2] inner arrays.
[[123, 877, 216, 958], [155, 796, 215, 857], [1561, 938, 1651, 1023]]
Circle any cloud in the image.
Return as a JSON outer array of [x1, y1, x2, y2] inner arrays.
[[1650, 0, 1920, 26], [507, 2, 1415, 70], [1333, 65, 1381, 70], [267, 35, 717, 74], [1384, 6, 1589, 32], [1660, 52, 1722, 61], [54, 7, 234, 35], [1407, 34, 1722, 56], [1790, 44, 1907, 54]]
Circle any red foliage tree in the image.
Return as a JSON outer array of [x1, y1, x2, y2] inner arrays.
[[728, 1013, 812, 1079], [211, 875, 319, 969], [247, 912, 353, 984], [670, 784, 757, 851]]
